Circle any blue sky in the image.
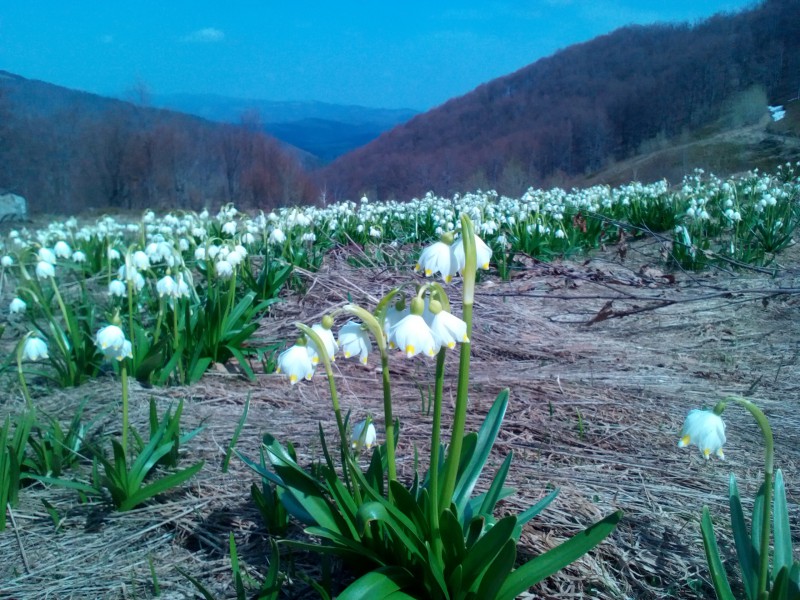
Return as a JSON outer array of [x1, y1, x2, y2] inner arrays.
[[0, 1, 757, 110]]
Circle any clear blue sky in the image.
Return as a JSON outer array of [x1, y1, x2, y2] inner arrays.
[[0, 1, 758, 110]]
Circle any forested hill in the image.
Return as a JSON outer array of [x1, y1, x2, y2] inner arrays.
[[320, 0, 800, 200], [0, 72, 316, 214]]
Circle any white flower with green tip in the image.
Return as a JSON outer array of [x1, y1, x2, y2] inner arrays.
[[35, 260, 55, 279], [453, 233, 492, 271], [430, 308, 469, 350], [307, 317, 338, 365], [350, 420, 377, 450], [108, 280, 126, 297], [22, 336, 48, 361], [9, 297, 26, 314], [392, 298, 437, 358], [415, 238, 458, 283], [95, 325, 129, 360], [54, 241, 72, 259], [338, 320, 371, 364]]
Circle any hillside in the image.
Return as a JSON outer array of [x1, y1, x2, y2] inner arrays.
[[152, 94, 417, 163], [0, 72, 316, 214], [320, 0, 800, 200]]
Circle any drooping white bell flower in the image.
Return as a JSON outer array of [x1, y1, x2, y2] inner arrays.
[[22, 336, 49, 361], [222, 221, 237, 236], [392, 297, 437, 358], [72, 250, 87, 263], [384, 298, 408, 349], [215, 259, 234, 280], [38, 247, 57, 265], [429, 305, 469, 350], [269, 228, 286, 245], [415, 239, 459, 283], [95, 325, 129, 360], [678, 409, 726, 460], [156, 275, 177, 298], [54, 241, 72, 259], [2, 255, 14, 267], [9, 297, 26, 314], [350, 420, 377, 450], [453, 233, 493, 272], [338, 320, 371, 365], [132, 250, 150, 270], [107, 247, 121, 261], [108, 280, 126, 297], [276, 343, 315, 384], [307, 317, 339, 365], [36, 260, 55, 279]]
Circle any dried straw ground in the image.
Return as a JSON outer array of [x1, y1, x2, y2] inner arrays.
[[2, 239, 799, 599]]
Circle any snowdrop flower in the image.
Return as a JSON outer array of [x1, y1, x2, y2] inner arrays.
[[38, 247, 57, 265], [22, 336, 49, 361], [384, 298, 408, 349], [276, 343, 315, 384], [242, 232, 256, 245], [9, 297, 26, 314], [453, 233, 492, 271], [108, 247, 121, 261], [678, 409, 726, 460], [307, 317, 339, 365], [1, 255, 13, 267], [54, 240, 72, 259], [416, 236, 459, 283], [350, 420, 377, 450], [227, 247, 245, 267], [156, 275, 177, 297], [132, 250, 150, 270], [108, 280, 126, 297], [222, 221, 237, 236], [72, 250, 87, 263], [36, 260, 55, 279], [429, 302, 469, 350], [194, 247, 206, 261], [392, 297, 437, 358], [95, 325, 129, 361], [338, 320, 371, 364], [216, 259, 234, 280]]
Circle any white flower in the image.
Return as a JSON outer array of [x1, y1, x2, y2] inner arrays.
[[22, 336, 49, 361], [156, 275, 177, 297], [1, 255, 13, 267], [269, 228, 286, 245], [108, 247, 121, 261], [95, 325, 129, 360], [430, 310, 469, 350], [350, 420, 377, 450], [307, 321, 338, 365], [338, 320, 371, 364], [9, 297, 26, 314], [36, 260, 55, 279], [108, 280, 126, 297], [453, 233, 492, 271], [222, 221, 237, 236], [416, 241, 459, 283], [38, 247, 57, 265], [72, 250, 87, 263], [215, 259, 234, 279], [383, 301, 408, 349], [54, 241, 72, 259], [276, 344, 314, 384], [678, 409, 726, 460], [194, 247, 206, 260], [132, 250, 150, 270], [393, 313, 437, 358]]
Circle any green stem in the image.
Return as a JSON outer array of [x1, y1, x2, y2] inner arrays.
[[725, 396, 774, 599], [173, 302, 182, 384], [343, 304, 397, 487], [127, 278, 135, 352], [429, 347, 446, 562], [121, 362, 129, 462], [50, 277, 76, 384], [16, 339, 33, 410], [440, 215, 477, 509]]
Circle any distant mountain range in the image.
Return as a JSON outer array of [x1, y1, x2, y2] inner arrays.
[[151, 94, 417, 163], [321, 0, 800, 200]]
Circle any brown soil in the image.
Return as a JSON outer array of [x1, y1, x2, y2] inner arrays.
[[2, 238, 799, 599]]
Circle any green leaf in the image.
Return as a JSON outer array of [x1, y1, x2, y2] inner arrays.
[[774, 470, 793, 582], [355, 501, 426, 561], [176, 565, 216, 600], [118, 461, 204, 511], [337, 566, 417, 600], [229, 533, 245, 600], [453, 389, 509, 513], [700, 506, 736, 600], [477, 452, 513, 520], [752, 481, 766, 558], [771, 566, 789, 600], [460, 515, 517, 593], [729, 474, 758, 600], [475, 539, 516, 599], [513, 487, 560, 538], [496, 509, 622, 600], [222, 394, 250, 473]]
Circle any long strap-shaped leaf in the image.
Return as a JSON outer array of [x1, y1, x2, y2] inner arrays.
[[338, 566, 418, 600], [773, 470, 793, 582], [701, 506, 736, 600], [496, 509, 622, 600], [730, 474, 759, 600]]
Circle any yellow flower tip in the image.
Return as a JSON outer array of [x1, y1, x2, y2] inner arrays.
[[424, 268, 433, 276], [360, 356, 368, 365], [444, 275, 452, 283], [311, 356, 319, 365], [462, 335, 469, 342], [716, 449, 725, 460], [405, 344, 415, 357], [447, 341, 456, 349], [481, 262, 490, 270], [703, 448, 711, 459], [344, 351, 351, 358], [289, 374, 298, 383], [678, 435, 690, 447], [389, 341, 396, 349], [304, 373, 313, 380], [427, 348, 435, 356], [414, 263, 421, 272], [275, 367, 281, 374]]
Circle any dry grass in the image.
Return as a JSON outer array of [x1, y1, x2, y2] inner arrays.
[[2, 239, 800, 599]]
